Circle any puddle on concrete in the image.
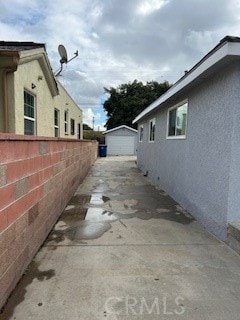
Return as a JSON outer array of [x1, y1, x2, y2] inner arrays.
[[65, 221, 111, 240], [47, 204, 192, 245], [93, 180, 109, 193], [62, 204, 192, 225], [90, 194, 110, 205], [68, 194, 109, 206], [85, 208, 118, 221], [60, 194, 110, 224], [47, 183, 193, 247]]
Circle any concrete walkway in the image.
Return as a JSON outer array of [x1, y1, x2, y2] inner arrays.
[[1, 156, 240, 319]]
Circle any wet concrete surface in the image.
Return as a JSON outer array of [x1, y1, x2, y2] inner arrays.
[[2, 156, 240, 319], [45, 161, 194, 244]]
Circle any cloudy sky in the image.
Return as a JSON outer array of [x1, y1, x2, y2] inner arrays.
[[1, 0, 240, 130]]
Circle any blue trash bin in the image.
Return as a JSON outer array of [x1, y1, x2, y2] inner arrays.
[[99, 144, 107, 157]]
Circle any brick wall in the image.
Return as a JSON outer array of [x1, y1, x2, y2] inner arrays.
[[0, 134, 98, 309]]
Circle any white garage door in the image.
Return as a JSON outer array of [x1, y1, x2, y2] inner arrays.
[[106, 136, 135, 155]]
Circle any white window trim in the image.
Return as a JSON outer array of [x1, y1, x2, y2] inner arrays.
[[166, 99, 188, 140], [149, 118, 156, 143], [54, 108, 60, 137], [70, 118, 75, 135], [64, 110, 69, 135], [77, 123, 81, 139], [139, 125, 144, 142], [24, 115, 36, 122], [24, 90, 36, 135]]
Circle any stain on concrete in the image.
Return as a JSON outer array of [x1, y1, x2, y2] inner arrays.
[[46, 229, 65, 245], [61, 206, 88, 223], [68, 194, 91, 206], [0, 260, 55, 319], [118, 209, 193, 224], [34, 268, 55, 282]]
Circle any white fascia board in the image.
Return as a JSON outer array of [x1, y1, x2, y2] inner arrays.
[[133, 41, 240, 124], [103, 125, 138, 134]]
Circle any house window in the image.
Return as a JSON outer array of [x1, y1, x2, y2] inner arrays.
[[167, 101, 188, 138], [64, 110, 69, 134], [139, 125, 144, 142], [24, 90, 36, 135], [71, 118, 75, 135], [77, 123, 81, 139], [149, 118, 155, 142], [54, 108, 60, 137]]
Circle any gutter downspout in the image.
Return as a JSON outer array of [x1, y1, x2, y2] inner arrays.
[[2, 54, 19, 132]]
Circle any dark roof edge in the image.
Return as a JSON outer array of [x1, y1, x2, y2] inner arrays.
[[0, 41, 46, 51]]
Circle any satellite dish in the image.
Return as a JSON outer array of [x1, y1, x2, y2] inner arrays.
[[55, 44, 78, 76], [58, 44, 68, 64]]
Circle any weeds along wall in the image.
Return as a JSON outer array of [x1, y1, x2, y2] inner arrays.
[[0, 134, 98, 308]]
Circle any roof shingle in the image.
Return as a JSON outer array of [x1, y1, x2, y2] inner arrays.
[[0, 41, 45, 51]]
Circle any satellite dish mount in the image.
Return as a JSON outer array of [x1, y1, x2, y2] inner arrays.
[[55, 44, 78, 76]]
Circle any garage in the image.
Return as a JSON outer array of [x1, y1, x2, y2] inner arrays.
[[103, 125, 138, 156]]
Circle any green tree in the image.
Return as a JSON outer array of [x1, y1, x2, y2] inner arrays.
[[103, 80, 171, 129], [83, 123, 93, 130]]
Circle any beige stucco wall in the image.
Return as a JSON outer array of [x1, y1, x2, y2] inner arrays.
[[54, 81, 83, 139], [13, 60, 50, 135], [6, 57, 82, 138], [0, 56, 17, 133]]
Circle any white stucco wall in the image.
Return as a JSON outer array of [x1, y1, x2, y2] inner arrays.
[[137, 62, 240, 240]]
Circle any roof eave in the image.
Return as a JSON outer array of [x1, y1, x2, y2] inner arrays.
[[133, 39, 240, 124], [18, 48, 59, 97], [103, 125, 138, 134]]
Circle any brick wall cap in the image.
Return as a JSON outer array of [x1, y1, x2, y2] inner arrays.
[[0, 134, 98, 143]]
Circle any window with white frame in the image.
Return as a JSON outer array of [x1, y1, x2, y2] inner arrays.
[[71, 118, 75, 135], [139, 125, 144, 142], [167, 101, 188, 138], [54, 108, 60, 137], [149, 118, 155, 142], [24, 90, 36, 135], [77, 123, 81, 139], [64, 110, 69, 134]]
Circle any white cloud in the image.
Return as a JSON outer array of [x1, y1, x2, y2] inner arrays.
[[1, 0, 240, 129], [137, 0, 168, 15], [83, 108, 95, 128], [83, 108, 105, 131]]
